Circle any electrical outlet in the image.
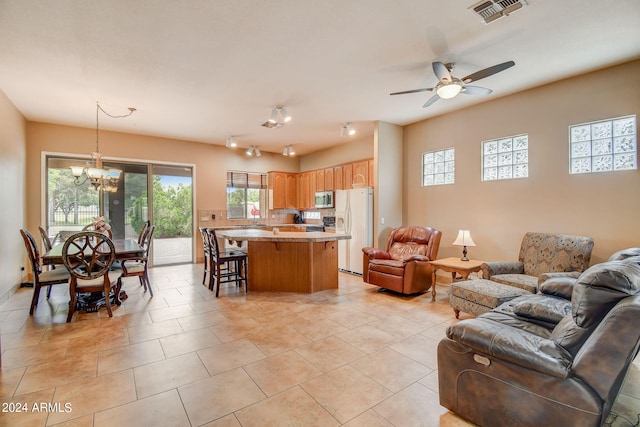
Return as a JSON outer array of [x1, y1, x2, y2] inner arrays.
[[212, 214, 216, 220], [381, 217, 385, 225]]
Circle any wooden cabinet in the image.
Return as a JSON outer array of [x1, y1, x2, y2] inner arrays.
[[269, 172, 297, 209], [343, 163, 353, 190], [333, 166, 343, 190], [285, 173, 297, 209], [269, 172, 286, 209], [324, 167, 334, 190], [296, 173, 306, 209], [309, 170, 317, 207], [268, 158, 372, 210], [353, 160, 368, 187], [316, 169, 325, 191]]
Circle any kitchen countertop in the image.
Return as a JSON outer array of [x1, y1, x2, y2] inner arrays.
[[216, 228, 350, 243]]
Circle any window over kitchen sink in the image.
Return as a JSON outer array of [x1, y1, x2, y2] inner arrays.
[[226, 171, 267, 220]]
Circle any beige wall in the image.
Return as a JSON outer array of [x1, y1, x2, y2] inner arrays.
[[299, 135, 373, 171], [0, 90, 27, 302], [404, 59, 640, 265], [374, 121, 403, 248]]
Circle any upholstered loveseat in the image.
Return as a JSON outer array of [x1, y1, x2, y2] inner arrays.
[[481, 232, 594, 293], [362, 226, 441, 294], [438, 255, 640, 427]]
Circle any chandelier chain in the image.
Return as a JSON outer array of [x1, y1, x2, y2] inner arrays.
[[95, 102, 136, 153]]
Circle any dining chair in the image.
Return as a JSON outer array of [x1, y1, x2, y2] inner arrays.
[[38, 226, 66, 271], [119, 225, 155, 296], [82, 224, 113, 239], [20, 229, 71, 315], [38, 226, 53, 253], [138, 220, 151, 245], [199, 226, 212, 287], [62, 231, 121, 322], [206, 228, 247, 297]]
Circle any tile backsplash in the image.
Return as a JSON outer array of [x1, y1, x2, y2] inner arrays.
[[197, 209, 325, 227]]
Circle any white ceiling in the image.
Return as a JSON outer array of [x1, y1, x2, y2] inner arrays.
[[1, 0, 639, 156]]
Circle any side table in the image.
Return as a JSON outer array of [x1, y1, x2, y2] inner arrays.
[[429, 257, 484, 301]]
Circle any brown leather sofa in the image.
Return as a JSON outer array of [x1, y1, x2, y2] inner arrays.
[[362, 226, 441, 294], [438, 255, 640, 427]]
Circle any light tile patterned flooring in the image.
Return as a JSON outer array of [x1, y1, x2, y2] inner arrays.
[[1, 264, 638, 426]]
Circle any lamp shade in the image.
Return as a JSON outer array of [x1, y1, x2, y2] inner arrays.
[[436, 82, 462, 99], [452, 230, 476, 247]]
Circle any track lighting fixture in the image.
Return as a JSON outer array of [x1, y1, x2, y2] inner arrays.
[[282, 145, 296, 156], [226, 136, 237, 148], [340, 122, 356, 137], [267, 105, 292, 125], [246, 145, 261, 157]]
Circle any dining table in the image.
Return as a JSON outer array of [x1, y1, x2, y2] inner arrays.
[[42, 237, 145, 311], [42, 238, 145, 266]]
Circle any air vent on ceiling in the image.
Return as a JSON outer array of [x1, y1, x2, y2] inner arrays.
[[470, 0, 527, 24]]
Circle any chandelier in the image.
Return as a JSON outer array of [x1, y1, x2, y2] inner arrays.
[[70, 102, 136, 191]]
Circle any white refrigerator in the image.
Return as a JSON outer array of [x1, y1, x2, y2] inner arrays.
[[335, 187, 373, 275]]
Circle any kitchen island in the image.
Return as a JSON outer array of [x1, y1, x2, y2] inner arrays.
[[216, 229, 350, 293]]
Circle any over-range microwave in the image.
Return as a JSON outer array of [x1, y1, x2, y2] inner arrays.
[[315, 191, 334, 208]]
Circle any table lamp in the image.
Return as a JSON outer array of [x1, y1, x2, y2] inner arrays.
[[452, 230, 476, 261]]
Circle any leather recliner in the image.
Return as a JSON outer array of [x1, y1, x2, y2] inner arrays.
[[362, 226, 441, 294], [438, 255, 640, 427]]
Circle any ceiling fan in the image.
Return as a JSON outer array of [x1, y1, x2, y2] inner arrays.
[[390, 60, 515, 108]]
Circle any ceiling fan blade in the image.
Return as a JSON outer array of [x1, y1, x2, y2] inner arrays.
[[390, 87, 432, 96], [461, 85, 493, 95], [432, 61, 452, 83], [423, 94, 440, 108], [461, 61, 515, 84]]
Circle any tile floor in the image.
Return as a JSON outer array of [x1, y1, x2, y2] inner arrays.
[[1, 264, 638, 426]]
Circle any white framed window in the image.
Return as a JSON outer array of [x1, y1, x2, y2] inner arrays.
[[482, 134, 528, 181], [422, 148, 455, 186], [569, 115, 637, 174]]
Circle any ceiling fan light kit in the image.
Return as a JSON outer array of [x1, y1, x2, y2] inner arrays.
[[391, 60, 515, 108], [436, 80, 463, 99]]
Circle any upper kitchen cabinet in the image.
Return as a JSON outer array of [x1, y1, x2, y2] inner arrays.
[[285, 173, 297, 209], [333, 165, 343, 190], [268, 172, 297, 210], [343, 163, 353, 190], [308, 171, 317, 207], [324, 167, 334, 191], [297, 173, 309, 209], [353, 160, 369, 187], [269, 172, 285, 209], [316, 169, 325, 192]]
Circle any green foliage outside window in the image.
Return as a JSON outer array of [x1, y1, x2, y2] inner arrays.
[[129, 176, 192, 238]]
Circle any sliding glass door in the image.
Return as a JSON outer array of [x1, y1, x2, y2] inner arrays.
[[151, 164, 193, 265], [46, 156, 193, 265]]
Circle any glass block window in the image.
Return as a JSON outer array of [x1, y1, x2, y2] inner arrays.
[[422, 148, 455, 186], [482, 134, 528, 181], [569, 115, 637, 174]]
